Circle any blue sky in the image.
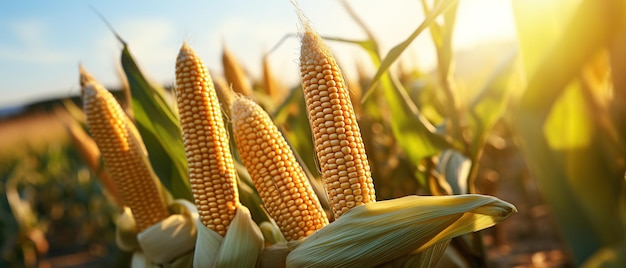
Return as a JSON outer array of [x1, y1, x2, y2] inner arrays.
[[0, 0, 515, 108]]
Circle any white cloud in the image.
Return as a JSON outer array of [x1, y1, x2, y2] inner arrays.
[[13, 19, 46, 44]]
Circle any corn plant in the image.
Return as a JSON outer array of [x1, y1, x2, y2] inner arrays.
[[513, 0, 626, 266], [68, 1, 523, 267]]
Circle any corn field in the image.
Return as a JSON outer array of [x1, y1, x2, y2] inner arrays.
[[1, 0, 625, 267]]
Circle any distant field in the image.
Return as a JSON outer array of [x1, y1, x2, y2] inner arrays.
[[0, 111, 69, 161], [0, 107, 122, 267], [0, 101, 571, 267]]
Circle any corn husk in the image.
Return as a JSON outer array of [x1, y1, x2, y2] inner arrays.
[[259, 221, 287, 245], [137, 199, 198, 264], [286, 194, 516, 268], [193, 205, 264, 267], [131, 251, 157, 268], [131, 251, 194, 268], [387, 239, 451, 268], [259, 240, 302, 268], [115, 206, 139, 252], [115, 200, 198, 267], [435, 244, 469, 268], [165, 250, 194, 268], [260, 243, 289, 268]]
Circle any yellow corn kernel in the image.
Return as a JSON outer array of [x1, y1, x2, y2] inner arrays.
[[80, 67, 169, 232], [299, 25, 376, 219], [66, 120, 122, 206], [175, 42, 240, 236], [231, 96, 329, 241]]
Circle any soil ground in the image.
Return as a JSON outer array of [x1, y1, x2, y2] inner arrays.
[[478, 127, 573, 268]]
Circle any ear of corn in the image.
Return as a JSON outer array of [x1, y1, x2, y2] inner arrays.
[[298, 18, 376, 219], [65, 119, 122, 206], [262, 54, 286, 104], [231, 96, 329, 241], [223, 45, 253, 97], [283, 13, 518, 268], [80, 66, 169, 232], [175, 42, 240, 237], [175, 42, 264, 267]]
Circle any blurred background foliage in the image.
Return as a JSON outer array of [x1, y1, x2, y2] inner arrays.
[[1, 0, 624, 267]]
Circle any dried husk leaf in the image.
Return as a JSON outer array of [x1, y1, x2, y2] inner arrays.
[[137, 199, 198, 264], [286, 194, 516, 268], [194, 205, 264, 267]]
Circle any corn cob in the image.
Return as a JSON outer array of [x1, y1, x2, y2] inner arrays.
[[222, 45, 253, 97], [175, 43, 240, 236], [299, 24, 376, 219], [66, 120, 122, 206], [80, 67, 169, 232], [231, 96, 329, 240], [262, 54, 286, 103], [212, 74, 234, 118]]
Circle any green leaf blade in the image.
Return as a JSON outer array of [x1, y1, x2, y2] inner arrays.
[[120, 45, 192, 202]]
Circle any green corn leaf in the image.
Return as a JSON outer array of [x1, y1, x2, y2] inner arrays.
[[468, 51, 518, 156], [272, 86, 319, 178], [465, 51, 519, 192], [582, 242, 626, 268], [334, 1, 453, 165], [364, 0, 458, 97], [436, 149, 470, 195], [513, 0, 626, 264], [384, 75, 452, 165], [234, 162, 273, 224], [608, 17, 626, 141], [119, 44, 192, 202]]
